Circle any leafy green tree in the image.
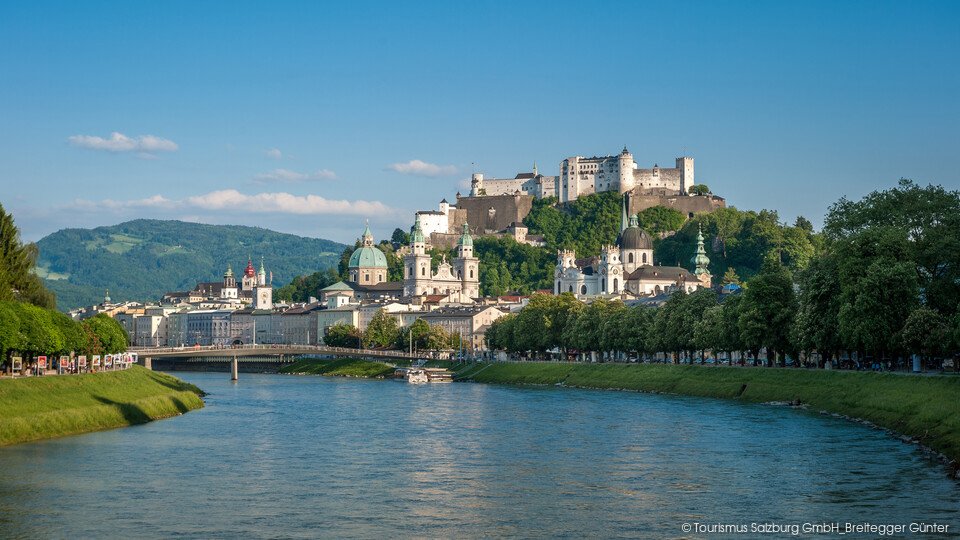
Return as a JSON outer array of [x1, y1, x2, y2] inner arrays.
[[899, 307, 949, 360], [12, 302, 64, 356], [721, 267, 741, 285], [364, 309, 400, 348], [391, 228, 410, 246], [0, 203, 55, 308], [690, 184, 711, 195], [824, 179, 960, 316], [792, 255, 842, 365], [524, 191, 621, 256], [838, 259, 918, 361], [738, 257, 797, 366], [635, 206, 686, 235], [0, 301, 25, 360], [83, 314, 127, 354], [275, 268, 341, 303], [324, 323, 361, 348]]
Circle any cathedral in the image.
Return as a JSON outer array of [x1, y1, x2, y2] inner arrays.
[[403, 216, 479, 301], [555, 198, 711, 298]]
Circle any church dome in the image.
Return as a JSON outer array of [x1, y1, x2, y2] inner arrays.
[[618, 226, 652, 250], [349, 246, 388, 269]]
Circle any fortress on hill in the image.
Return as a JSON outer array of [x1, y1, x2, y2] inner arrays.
[[415, 146, 726, 248]]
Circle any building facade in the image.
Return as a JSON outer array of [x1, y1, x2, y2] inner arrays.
[[403, 218, 479, 300], [559, 147, 694, 203]]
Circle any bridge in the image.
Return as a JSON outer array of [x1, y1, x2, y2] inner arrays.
[[131, 344, 427, 376], [131, 344, 422, 360]]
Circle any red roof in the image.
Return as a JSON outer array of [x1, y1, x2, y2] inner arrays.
[[244, 258, 256, 277]]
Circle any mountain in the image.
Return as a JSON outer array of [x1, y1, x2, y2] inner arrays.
[[35, 219, 347, 310]]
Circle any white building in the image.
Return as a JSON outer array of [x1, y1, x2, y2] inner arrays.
[[559, 147, 694, 203], [469, 164, 557, 199]]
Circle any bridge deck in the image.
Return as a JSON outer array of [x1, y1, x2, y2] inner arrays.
[[131, 344, 423, 360]]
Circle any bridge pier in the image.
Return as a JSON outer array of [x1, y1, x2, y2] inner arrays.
[[144, 357, 152, 370], [231, 356, 238, 381]]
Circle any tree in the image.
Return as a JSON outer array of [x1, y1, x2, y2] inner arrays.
[[0, 203, 55, 308], [837, 259, 918, 361], [82, 314, 128, 354], [899, 307, 949, 361], [690, 184, 711, 195], [275, 268, 340, 303], [12, 302, 64, 356], [391, 228, 410, 246], [324, 323, 361, 348], [738, 257, 797, 366], [635, 206, 686, 235], [364, 309, 400, 348], [792, 255, 842, 366], [721, 268, 741, 286], [0, 301, 25, 361]]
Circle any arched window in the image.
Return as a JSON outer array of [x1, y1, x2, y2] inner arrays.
[[580, 285, 587, 295], [601, 279, 606, 292], [642, 253, 648, 264], [421, 266, 426, 276], [628, 253, 634, 263], [569, 285, 574, 293], [556, 281, 561, 294], [469, 269, 474, 279], [613, 278, 619, 293]]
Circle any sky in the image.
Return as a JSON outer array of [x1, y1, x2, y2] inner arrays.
[[1, 1, 958, 244]]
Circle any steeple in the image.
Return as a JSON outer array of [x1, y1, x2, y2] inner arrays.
[[533, 162, 538, 176], [224, 264, 234, 278], [692, 224, 711, 276], [620, 193, 629, 233], [361, 220, 374, 247], [104, 289, 111, 304], [629, 213, 639, 229], [458, 222, 473, 247]]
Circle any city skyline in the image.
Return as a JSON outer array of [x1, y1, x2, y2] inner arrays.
[[2, 1, 958, 243]]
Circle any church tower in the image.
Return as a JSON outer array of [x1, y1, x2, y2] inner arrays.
[[403, 215, 431, 297], [454, 222, 479, 299], [691, 224, 712, 289], [253, 257, 273, 310], [241, 257, 257, 291], [221, 265, 239, 299]]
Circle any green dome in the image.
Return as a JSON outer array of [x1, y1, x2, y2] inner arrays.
[[349, 246, 388, 269]]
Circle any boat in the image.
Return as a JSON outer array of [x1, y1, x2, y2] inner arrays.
[[394, 366, 453, 383]]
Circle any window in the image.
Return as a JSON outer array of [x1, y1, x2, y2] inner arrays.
[[642, 253, 648, 264], [421, 267, 426, 276], [580, 285, 587, 295], [470, 269, 474, 278], [569, 285, 574, 293], [628, 253, 634, 264], [613, 278, 619, 293]]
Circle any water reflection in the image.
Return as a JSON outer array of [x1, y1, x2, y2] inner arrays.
[[0, 372, 957, 538]]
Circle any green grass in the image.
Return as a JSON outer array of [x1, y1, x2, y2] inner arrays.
[[0, 366, 205, 446], [458, 362, 960, 465], [280, 358, 398, 378]]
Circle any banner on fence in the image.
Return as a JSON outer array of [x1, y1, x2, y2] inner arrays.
[[78, 355, 87, 368], [37, 356, 47, 369], [92, 355, 101, 368], [12, 357, 22, 371], [104, 355, 113, 367], [59, 356, 69, 369]]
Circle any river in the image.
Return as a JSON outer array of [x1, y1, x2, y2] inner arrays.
[[1, 372, 958, 538]]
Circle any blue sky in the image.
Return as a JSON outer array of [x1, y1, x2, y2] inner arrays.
[[2, 1, 958, 243]]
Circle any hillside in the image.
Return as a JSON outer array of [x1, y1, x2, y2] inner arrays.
[[35, 219, 346, 310]]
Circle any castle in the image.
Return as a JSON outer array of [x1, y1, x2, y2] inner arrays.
[[559, 147, 694, 203]]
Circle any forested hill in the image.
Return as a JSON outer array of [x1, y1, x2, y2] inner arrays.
[[35, 219, 346, 311]]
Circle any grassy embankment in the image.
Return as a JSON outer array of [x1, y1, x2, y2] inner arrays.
[[280, 358, 456, 378], [0, 366, 205, 446], [455, 362, 960, 466]]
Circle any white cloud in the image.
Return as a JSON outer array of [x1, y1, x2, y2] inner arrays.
[[387, 159, 457, 177], [266, 148, 283, 159], [68, 132, 179, 155], [253, 168, 337, 183], [64, 190, 392, 217]]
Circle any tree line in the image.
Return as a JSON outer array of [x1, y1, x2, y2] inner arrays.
[[323, 310, 463, 352], [488, 181, 960, 369]]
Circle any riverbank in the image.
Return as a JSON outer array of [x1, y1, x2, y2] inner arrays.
[[0, 366, 205, 447], [455, 362, 960, 470]]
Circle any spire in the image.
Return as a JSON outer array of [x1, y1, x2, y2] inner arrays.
[[224, 264, 234, 278], [104, 289, 111, 304], [620, 193, 629, 233], [244, 256, 255, 277], [458, 222, 473, 248], [361, 220, 374, 247], [410, 214, 425, 244], [533, 162, 538, 176], [629, 213, 639, 228], [691, 224, 711, 275], [259, 256, 266, 275]]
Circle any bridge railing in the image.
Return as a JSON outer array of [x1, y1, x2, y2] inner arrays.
[[129, 344, 423, 359]]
